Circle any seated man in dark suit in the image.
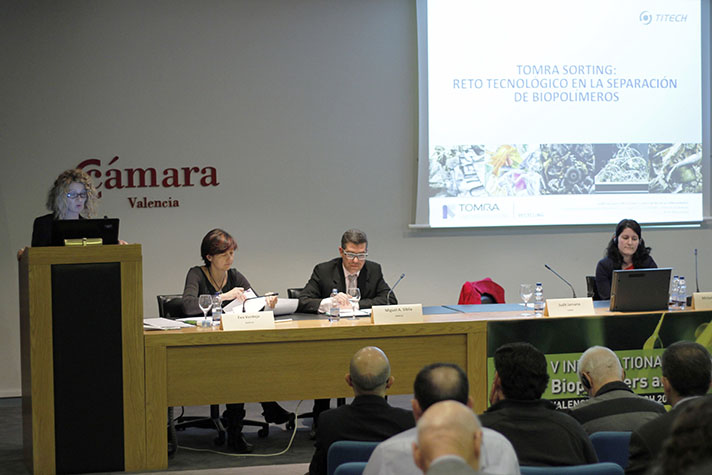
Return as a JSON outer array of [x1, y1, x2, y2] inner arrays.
[[569, 346, 666, 434], [413, 401, 484, 475], [298, 228, 397, 314], [480, 342, 598, 467], [298, 228, 397, 434], [308, 346, 414, 475], [626, 341, 712, 475]]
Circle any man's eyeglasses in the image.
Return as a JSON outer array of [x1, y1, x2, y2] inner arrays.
[[66, 192, 88, 200], [343, 251, 368, 261]]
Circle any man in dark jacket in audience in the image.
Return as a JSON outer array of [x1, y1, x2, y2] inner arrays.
[[308, 346, 413, 475], [625, 341, 712, 475], [480, 342, 598, 467]]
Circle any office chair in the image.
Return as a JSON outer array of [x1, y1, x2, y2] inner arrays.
[[520, 462, 624, 475], [334, 462, 368, 475], [157, 294, 270, 453], [156, 294, 185, 318], [287, 287, 303, 299], [586, 276, 601, 300], [327, 441, 380, 475], [590, 431, 632, 469]]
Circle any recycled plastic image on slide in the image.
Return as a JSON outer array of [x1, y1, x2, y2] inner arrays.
[[429, 142, 702, 198]]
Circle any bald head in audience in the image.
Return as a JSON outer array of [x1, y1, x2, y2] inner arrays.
[[346, 346, 394, 397], [412, 400, 483, 472], [578, 346, 625, 396]]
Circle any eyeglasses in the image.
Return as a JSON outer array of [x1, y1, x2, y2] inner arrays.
[[66, 192, 88, 200], [343, 251, 368, 261]]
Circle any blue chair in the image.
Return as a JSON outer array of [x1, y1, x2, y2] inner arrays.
[[334, 462, 368, 475], [520, 463, 624, 475], [590, 431, 632, 469], [327, 441, 380, 475]]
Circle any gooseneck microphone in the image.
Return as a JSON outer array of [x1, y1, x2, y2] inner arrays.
[[695, 248, 700, 293], [544, 264, 577, 298], [387, 273, 406, 304]]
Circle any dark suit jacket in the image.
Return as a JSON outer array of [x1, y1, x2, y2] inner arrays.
[[31, 213, 55, 247], [625, 398, 698, 475], [595, 255, 657, 300], [308, 394, 414, 475], [297, 257, 396, 313], [479, 399, 598, 467]]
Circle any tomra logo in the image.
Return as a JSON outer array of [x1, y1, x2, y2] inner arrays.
[[459, 203, 501, 213]]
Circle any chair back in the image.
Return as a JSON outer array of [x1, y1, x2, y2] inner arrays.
[[334, 461, 367, 475], [327, 441, 379, 475], [520, 462, 624, 475], [586, 276, 601, 300], [458, 278, 505, 304], [157, 294, 184, 319], [590, 431, 632, 469], [287, 287, 304, 299]]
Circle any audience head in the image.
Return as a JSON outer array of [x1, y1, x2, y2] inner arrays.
[[46, 168, 98, 219], [200, 229, 237, 267], [347, 346, 393, 396], [605, 218, 651, 266], [493, 342, 549, 401], [656, 396, 712, 475], [413, 363, 470, 418], [578, 346, 624, 396], [339, 228, 368, 275], [661, 341, 711, 404], [412, 400, 482, 472]]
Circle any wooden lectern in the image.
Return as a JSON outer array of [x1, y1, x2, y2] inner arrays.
[[18, 245, 146, 474]]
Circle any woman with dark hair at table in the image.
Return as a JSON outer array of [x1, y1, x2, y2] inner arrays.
[[595, 219, 656, 300], [182, 228, 292, 453]]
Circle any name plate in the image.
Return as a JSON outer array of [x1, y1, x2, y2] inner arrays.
[[371, 304, 423, 324], [221, 311, 275, 331], [692, 292, 712, 310], [544, 298, 595, 317]]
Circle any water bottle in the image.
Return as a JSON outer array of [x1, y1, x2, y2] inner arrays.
[[678, 277, 687, 310], [212, 293, 222, 325], [329, 288, 340, 322], [669, 276, 679, 310], [533, 282, 544, 316]]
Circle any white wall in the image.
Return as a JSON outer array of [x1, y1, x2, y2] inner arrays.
[[1, 0, 710, 397]]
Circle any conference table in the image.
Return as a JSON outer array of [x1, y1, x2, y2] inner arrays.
[[143, 303, 712, 469]]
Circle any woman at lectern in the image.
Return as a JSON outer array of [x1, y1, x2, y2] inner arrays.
[[595, 219, 656, 300], [31, 168, 99, 247], [17, 168, 99, 260], [181, 228, 291, 453]]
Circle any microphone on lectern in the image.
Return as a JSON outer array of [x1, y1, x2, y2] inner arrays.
[[544, 264, 577, 298], [387, 273, 406, 304], [695, 248, 700, 293]]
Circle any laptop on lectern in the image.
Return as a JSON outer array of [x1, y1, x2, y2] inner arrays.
[[51, 218, 120, 246], [609, 267, 672, 312]]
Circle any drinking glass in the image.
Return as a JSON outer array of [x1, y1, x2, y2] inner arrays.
[[198, 294, 213, 327], [519, 284, 533, 316], [347, 288, 361, 319]]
